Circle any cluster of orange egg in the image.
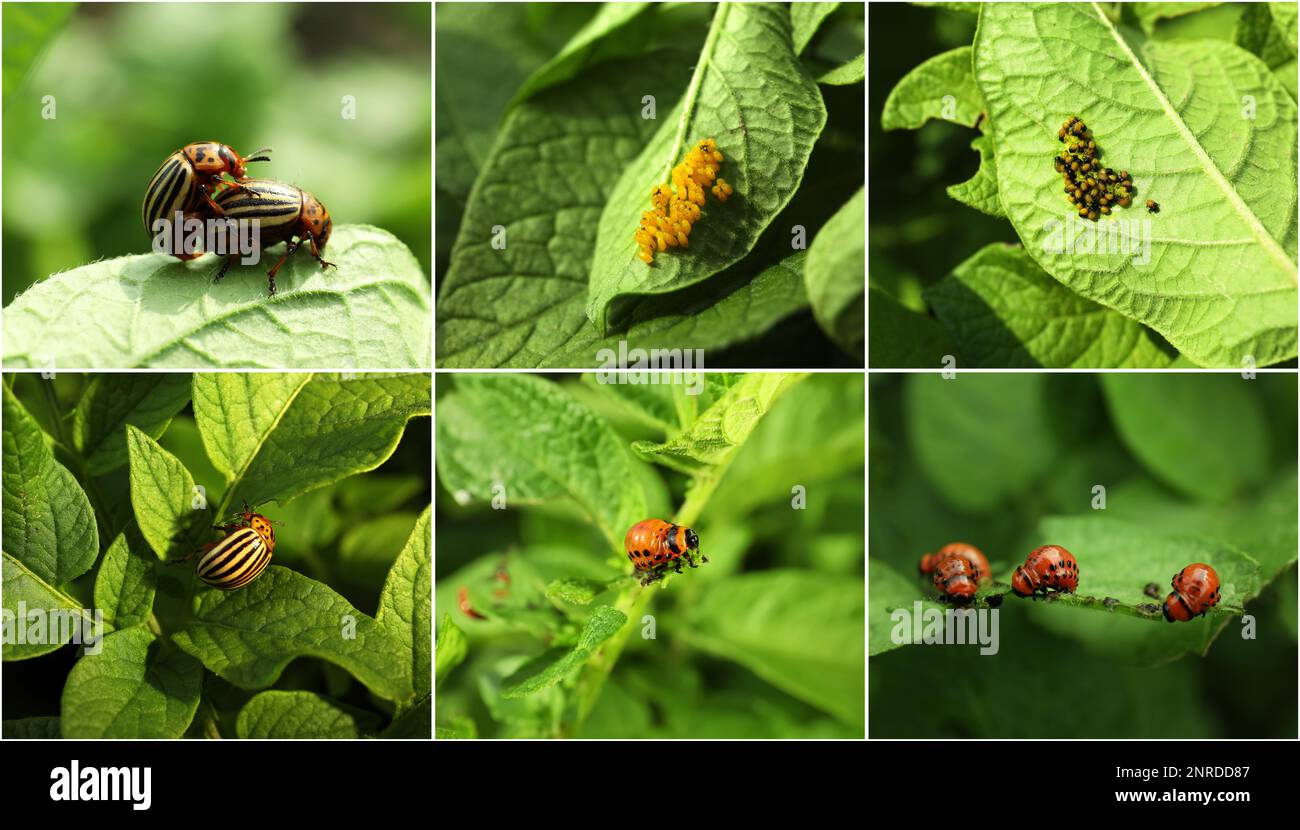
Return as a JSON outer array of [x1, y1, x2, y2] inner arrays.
[[634, 138, 733, 265]]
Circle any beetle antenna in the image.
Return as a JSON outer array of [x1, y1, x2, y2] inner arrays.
[[246, 147, 272, 163]]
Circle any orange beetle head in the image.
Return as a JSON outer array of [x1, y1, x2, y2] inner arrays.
[[1162, 592, 1191, 623], [183, 142, 270, 178], [300, 190, 332, 249], [235, 500, 277, 551]]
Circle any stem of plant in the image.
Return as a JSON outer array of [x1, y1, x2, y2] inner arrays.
[[561, 471, 722, 736], [980, 584, 1242, 621]]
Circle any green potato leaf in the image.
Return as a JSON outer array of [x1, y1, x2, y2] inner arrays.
[[2, 383, 98, 584], [192, 372, 430, 510], [947, 133, 1003, 217], [586, 3, 827, 331], [683, 570, 865, 728], [1, 550, 92, 661], [1029, 515, 1261, 664], [235, 690, 381, 739], [867, 287, 958, 368], [868, 557, 946, 656], [171, 566, 413, 701], [73, 373, 192, 476], [632, 372, 807, 475], [93, 523, 157, 629], [805, 187, 864, 359], [500, 605, 627, 698], [2, 225, 431, 369], [435, 613, 468, 685], [881, 46, 982, 130], [376, 507, 432, 698], [925, 243, 1176, 367], [1100, 374, 1270, 502], [791, 2, 840, 55], [61, 627, 203, 739], [974, 3, 1298, 367], [904, 373, 1062, 512], [816, 52, 865, 86], [126, 424, 209, 562], [436, 374, 646, 549]]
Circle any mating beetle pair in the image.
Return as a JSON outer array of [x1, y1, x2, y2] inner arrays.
[[142, 141, 335, 295]]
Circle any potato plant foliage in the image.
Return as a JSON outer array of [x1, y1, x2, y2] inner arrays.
[[870, 373, 1298, 738], [435, 373, 865, 738], [873, 2, 1298, 368], [2, 373, 432, 739], [435, 2, 865, 368]]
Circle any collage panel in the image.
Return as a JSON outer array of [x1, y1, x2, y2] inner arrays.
[[435, 1, 865, 368], [869, 2, 1298, 369], [435, 372, 865, 738], [1, 372, 432, 739], [869, 372, 1298, 738], [1, 2, 432, 370]]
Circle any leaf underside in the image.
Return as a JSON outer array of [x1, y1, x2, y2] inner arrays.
[[974, 3, 1298, 367]]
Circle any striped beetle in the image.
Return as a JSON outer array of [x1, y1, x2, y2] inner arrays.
[[194, 501, 277, 590], [211, 177, 336, 295], [142, 142, 271, 254]]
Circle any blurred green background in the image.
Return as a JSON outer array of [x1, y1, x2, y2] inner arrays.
[[2, 2, 431, 304], [435, 373, 866, 738], [1, 371, 432, 735], [869, 373, 1298, 738], [869, 3, 1013, 314]]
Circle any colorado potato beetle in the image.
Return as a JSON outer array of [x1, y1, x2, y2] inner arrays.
[[624, 519, 706, 585], [918, 542, 991, 583], [1162, 563, 1221, 622], [143, 141, 271, 246], [932, 556, 979, 605], [194, 501, 277, 590], [211, 178, 336, 295], [1011, 544, 1079, 597]]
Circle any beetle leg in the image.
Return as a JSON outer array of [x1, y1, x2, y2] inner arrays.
[[214, 256, 236, 282], [218, 179, 260, 199], [309, 234, 336, 270], [199, 186, 228, 218], [264, 240, 301, 296], [171, 541, 216, 565]]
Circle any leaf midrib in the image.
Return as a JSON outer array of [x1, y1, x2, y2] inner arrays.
[[657, 2, 728, 184], [218, 374, 314, 516], [1090, 1, 1296, 282]]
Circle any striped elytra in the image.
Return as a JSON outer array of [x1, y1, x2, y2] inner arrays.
[[624, 519, 706, 585], [211, 178, 336, 295], [212, 178, 305, 232], [142, 141, 270, 241], [196, 526, 272, 590]]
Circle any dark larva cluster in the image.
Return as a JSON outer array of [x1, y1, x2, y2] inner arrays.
[[1055, 116, 1134, 221]]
